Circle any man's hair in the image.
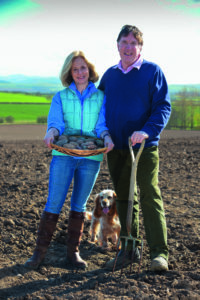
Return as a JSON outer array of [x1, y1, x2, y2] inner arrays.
[[60, 50, 99, 87], [117, 25, 143, 46]]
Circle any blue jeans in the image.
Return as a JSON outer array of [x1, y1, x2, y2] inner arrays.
[[44, 156, 100, 214]]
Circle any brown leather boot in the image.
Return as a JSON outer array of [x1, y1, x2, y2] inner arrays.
[[67, 211, 87, 269], [24, 211, 59, 269]]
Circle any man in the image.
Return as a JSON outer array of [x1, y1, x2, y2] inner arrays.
[[99, 25, 171, 271]]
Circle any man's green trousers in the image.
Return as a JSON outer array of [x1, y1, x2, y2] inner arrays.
[[107, 146, 168, 260]]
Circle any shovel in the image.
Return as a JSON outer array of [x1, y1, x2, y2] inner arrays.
[[112, 137, 145, 274]]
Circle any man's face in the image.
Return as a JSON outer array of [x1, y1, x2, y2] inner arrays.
[[117, 32, 142, 70]]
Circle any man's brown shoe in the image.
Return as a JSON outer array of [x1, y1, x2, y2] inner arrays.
[[105, 248, 140, 270]]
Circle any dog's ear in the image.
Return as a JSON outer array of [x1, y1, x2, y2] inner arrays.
[[108, 192, 118, 217], [94, 194, 102, 218], [108, 200, 117, 217]]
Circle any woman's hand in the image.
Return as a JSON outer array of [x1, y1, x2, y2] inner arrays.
[[43, 128, 59, 149], [104, 135, 114, 153], [131, 131, 149, 146]]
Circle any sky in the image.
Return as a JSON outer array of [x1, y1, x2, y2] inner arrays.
[[0, 0, 200, 84]]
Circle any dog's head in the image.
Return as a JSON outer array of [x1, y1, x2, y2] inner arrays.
[[94, 189, 117, 218]]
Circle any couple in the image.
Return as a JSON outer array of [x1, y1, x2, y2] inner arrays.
[[24, 24, 171, 272]]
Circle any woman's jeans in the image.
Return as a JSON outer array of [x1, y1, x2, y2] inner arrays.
[[44, 156, 100, 214], [107, 146, 168, 260]]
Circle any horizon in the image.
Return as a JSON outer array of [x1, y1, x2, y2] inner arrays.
[[0, 73, 200, 86], [0, 73, 200, 87], [1, 0, 200, 85]]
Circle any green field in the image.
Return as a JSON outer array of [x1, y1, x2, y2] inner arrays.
[[0, 103, 50, 123], [0, 92, 51, 103], [0, 91, 200, 128], [167, 100, 200, 130], [0, 92, 51, 124]]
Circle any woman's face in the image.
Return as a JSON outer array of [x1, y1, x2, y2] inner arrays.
[[71, 57, 89, 86]]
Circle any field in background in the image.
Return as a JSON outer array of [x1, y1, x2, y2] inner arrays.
[[0, 103, 50, 123], [0, 90, 200, 129], [167, 90, 200, 130], [0, 92, 51, 124], [0, 92, 51, 103]]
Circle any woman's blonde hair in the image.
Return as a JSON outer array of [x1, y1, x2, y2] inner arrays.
[[60, 51, 99, 87]]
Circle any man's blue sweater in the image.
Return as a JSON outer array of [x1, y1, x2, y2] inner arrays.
[[99, 59, 171, 149]]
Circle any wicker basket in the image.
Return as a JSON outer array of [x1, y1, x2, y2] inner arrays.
[[50, 136, 107, 157]]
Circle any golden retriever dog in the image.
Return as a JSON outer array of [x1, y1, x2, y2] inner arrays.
[[86, 189, 121, 249]]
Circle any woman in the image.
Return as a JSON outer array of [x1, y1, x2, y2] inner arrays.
[[24, 51, 114, 269]]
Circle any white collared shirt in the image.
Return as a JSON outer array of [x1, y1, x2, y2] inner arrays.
[[114, 55, 143, 74]]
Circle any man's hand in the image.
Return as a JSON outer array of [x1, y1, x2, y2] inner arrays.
[[43, 128, 59, 149], [104, 135, 114, 153], [131, 131, 149, 146]]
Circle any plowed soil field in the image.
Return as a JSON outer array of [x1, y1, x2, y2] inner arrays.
[[0, 125, 200, 300]]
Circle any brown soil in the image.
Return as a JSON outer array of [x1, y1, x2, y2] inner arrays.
[[0, 126, 200, 300]]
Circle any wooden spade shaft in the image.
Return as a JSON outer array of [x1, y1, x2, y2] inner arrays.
[[126, 138, 145, 237]]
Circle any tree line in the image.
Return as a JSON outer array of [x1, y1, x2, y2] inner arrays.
[[166, 89, 200, 130]]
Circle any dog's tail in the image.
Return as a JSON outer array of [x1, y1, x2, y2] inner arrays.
[[85, 211, 92, 220]]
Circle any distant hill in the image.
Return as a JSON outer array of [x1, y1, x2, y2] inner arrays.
[[0, 75, 63, 94], [0, 74, 200, 95]]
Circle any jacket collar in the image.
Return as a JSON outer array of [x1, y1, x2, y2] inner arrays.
[[69, 81, 97, 94]]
